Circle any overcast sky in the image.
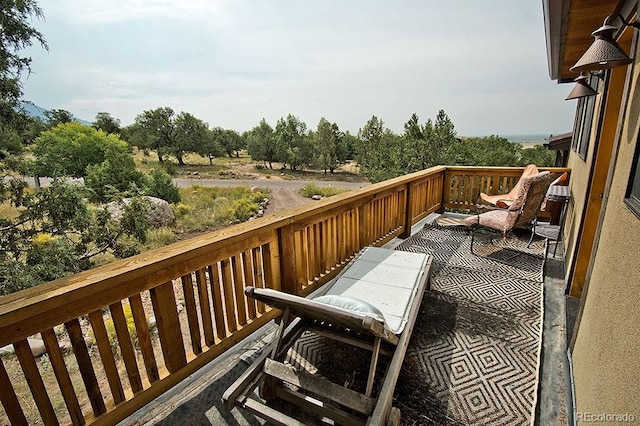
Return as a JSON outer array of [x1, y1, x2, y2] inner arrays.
[[23, 0, 576, 137]]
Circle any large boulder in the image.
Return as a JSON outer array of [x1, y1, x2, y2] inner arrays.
[[107, 196, 175, 227]]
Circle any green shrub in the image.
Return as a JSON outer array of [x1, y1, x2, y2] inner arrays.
[[231, 199, 258, 221], [85, 145, 146, 202], [161, 161, 177, 175], [172, 203, 192, 217], [299, 183, 345, 198], [144, 227, 176, 250], [145, 169, 181, 204]]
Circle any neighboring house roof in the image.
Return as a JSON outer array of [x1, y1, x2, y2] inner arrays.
[[543, 0, 620, 82], [545, 132, 572, 151]]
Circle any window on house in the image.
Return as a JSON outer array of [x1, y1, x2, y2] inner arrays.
[[571, 73, 599, 160], [625, 130, 640, 219], [571, 98, 585, 151]]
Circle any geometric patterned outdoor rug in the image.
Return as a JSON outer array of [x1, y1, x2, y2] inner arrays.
[[393, 222, 545, 425]]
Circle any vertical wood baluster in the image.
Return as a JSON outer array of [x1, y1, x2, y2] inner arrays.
[[352, 209, 359, 253], [346, 211, 353, 257], [388, 195, 393, 232], [358, 204, 367, 247], [453, 175, 459, 206], [242, 250, 257, 320], [231, 255, 247, 326], [195, 268, 215, 346], [463, 175, 468, 205], [308, 224, 317, 282], [109, 302, 143, 393], [322, 219, 329, 269], [335, 214, 342, 264], [209, 264, 227, 339], [373, 198, 384, 241], [423, 180, 428, 214], [220, 259, 238, 332], [41, 329, 84, 425], [376, 200, 382, 238], [470, 175, 475, 206], [374, 200, 381, 241], [344, 213, 351, 257], [383, 196, 388, 234], [13, 339, 59, 425], [299, 229, 309, 287], [149, 282, 187, 373], [338, 212, 347, 264], [329, 217, 337, 268], [179, 274, 202, 354], [251, 248, 266, 313], [88, 311, 125, 405], [129, 294, 160, 381], [293, 230, 303, 289], [371, 202, 377, 242], [0, 357, 28, 425], [392, 193, 397, 231], [318, 220, 326, 274], [401, 184, 412, 238], [354, 206, 361, 250], [422, 179, 426, 212], [469, 175, 475, 207], [66, 318, 106, 416]]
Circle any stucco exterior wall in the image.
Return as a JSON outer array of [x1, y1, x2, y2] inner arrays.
[[572, 45, 640, 419]]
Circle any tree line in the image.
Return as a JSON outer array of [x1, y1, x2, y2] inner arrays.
[[35, 106, 553, 185]]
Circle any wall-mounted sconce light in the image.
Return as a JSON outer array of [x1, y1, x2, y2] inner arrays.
[[570, 14, 640, 72], [565, 73, 598, 100]]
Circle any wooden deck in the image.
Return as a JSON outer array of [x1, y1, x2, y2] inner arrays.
[[120, 214, 571, 426]]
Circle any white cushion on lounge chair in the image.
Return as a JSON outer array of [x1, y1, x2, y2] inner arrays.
[[321, 247, 429, 335], [313, 295, 385, 322]]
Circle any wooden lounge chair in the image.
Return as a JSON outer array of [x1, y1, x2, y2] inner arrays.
[[464, 170, 556, 262], [223, 247, 433, 426], [478, 164, 540, 208]]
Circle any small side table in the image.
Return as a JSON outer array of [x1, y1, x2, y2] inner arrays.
[[538, 185, 571, 257]]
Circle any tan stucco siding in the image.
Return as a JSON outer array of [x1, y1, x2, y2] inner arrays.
[[572, 49, 640, 418]]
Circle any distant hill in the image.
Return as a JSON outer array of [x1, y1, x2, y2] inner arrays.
[[19, 102, 93, 126]]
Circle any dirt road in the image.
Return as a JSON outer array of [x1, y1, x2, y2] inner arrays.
[[172, 178, 370, 216], [23, 176, 370, 216], [265, 188, 314, 215], [171, 178, 368, 191]]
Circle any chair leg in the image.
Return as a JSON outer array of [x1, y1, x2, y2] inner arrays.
[[527, 219, 537, 247], [470, 228, 478, 255]]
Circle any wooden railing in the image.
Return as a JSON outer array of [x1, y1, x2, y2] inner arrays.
[[0, 165, 569, 425], [443, 166, 571, 213]]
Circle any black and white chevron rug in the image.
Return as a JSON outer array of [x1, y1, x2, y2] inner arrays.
[[393, 222, 545, 425]]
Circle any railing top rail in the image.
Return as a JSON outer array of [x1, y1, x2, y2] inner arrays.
[[444, 166, 571, 173]]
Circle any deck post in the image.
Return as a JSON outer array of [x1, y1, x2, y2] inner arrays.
[[278, 223, 298, 295], [399, 182, 413, 239]]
